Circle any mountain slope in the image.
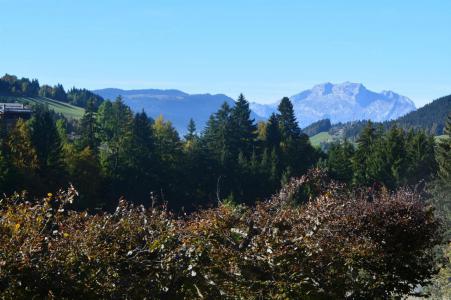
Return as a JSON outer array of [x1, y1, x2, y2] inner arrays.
[[388, 94, 451, 135], [0, 96, 85, 119], [94, 88, 254, 133], [251, 82, 416, 127]]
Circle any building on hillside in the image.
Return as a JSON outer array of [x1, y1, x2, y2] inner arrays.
[[0, 103, 32, 129]]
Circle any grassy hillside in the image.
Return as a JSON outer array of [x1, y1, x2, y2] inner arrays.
[[0, 96, 85, 119], [310, 131, 333, 147]]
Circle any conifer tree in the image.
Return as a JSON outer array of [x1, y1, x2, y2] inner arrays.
[[97, 97, 134, 180], [184, 118, 197, 142], [278, 97, 301, 140], [327, 140, 354, 183], [437, 113, 451, 181], [230, 94, 256, 156], [79, 99, 98, 152], [352, 121, 376, 186], [126, 111, 157, 202], [265, 113, 281, 150], [277, 97, 315, 176], [29, 106, 66, 191], [405, 130, 437, 184]]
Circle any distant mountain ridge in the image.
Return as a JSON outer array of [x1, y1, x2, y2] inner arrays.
[[250, 82, 416, 127], [94, 88, 239, 133], [94, 82, 417, 133]]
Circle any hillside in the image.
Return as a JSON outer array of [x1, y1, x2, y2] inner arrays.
[[0, 96, 85, 119], [388, 94, 451, 135]]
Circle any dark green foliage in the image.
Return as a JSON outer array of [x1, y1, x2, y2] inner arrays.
[[326, 139, 354, 183], [77, 99, 99, 152], [303, 118, 332, 137], [324, 121, 438, 189], [0, 73, 104, 110], [390, 94, 451, 135], [67, 87, 104, 110], [184, 118, 197, 141], [0, 74, 40, 97], [0, 73, 445, 214], [325, 95, 450, 142], [230, 93, 257, 156], [28, 106, 66, 192], [436, 113, 451, 181]]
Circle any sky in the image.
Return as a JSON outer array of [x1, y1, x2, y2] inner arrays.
[[0, 0, 450, 107]]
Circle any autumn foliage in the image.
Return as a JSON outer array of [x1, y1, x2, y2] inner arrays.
[[0, 170, 442, 299]]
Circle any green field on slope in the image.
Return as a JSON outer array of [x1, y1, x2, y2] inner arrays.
[[309, 131, 333, 147], [0, 96, 85, 119]]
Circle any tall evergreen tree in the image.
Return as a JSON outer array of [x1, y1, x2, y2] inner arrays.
[[277, 97, 316, 176], [437, 113, 451, 181], [278, 97, 301, 140], [29, 106, 66, 192], [352, 121, 377, 186], [78, 99, 99, 152], [97, 97, 134, 180], [184, 118, 197, 142], [230, 94, 256, 156], [405, 130, 437, 184], [327, 140, 354, 183], [265, 113, 281, 150]]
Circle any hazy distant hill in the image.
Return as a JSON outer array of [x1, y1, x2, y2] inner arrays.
[[251, 82, 416, 127], [94, 88, 238, 133], [388, 94, 451, 135]]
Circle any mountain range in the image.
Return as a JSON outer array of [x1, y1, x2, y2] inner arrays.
[[94, 88, 239, 133], [250, 82, 416, 127], [94, 82, 416, 132]]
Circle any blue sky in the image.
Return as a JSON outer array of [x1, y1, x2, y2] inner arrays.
[[0, 0, 450, 107]]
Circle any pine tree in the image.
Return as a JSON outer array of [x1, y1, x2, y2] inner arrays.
[[277, 97, 316, 176], [97, 97, 134, 179], [79, 99, 99, 152], [203, 102, 234, 165], [437, 113, 451, 181], [278, 97, 300, 140], [265, 113, 281, 150], [230, 94, 256, 156], [184, 118, 198, 145], [383, 125, 407, 188], [126, 111, 157, 202], [352, 121, 377, 186], [327, 140, 354, 183], [405, 130, 437, 184], [29, 106, 66, 191]]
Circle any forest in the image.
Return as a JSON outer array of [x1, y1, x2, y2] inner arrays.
[[0, 74, 450, 298]]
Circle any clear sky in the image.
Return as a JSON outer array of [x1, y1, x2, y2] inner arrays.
[[1, 0, 450, 107]]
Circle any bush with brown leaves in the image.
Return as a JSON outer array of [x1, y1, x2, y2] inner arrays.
[[0, 170, 443, 299]]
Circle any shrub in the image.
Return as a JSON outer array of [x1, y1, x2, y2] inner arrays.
[[0, 170, 443, 299]]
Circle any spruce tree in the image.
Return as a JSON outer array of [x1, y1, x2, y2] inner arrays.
[[406, 130, 437, 184], [29, 106, 66, 192], [230, 94, 256, 156], [265, 113, 281, 150], [79, 99, 99, 152], [437, 113, 451, 181], [277, 97, 315, 176], [327, 140, 354, 183], [278, 97, 300, 140], [352, 121, 376, 186]]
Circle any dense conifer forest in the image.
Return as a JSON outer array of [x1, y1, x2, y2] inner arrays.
[[0, 73, 450, 298]]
